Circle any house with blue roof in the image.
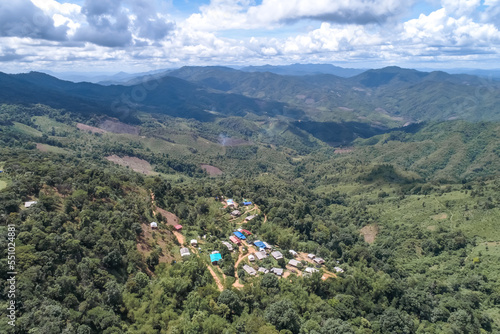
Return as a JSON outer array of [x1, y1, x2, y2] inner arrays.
[[253, 240, 266, 249], [233, 231, 246, 240], [210, 253, 222, 265]]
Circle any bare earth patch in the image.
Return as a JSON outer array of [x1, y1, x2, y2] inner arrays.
[[156, 207, 180, 226], [36, 143, 49, 152], [219, 137, 252, 146], [432, 213, 448, 220], [36, 143, 68, 154], [201, 164, 223, 176], [100, 119, 140, 135], [297, 252, 318, 265], [360, 224, 378, 244], [76, 123, 107, 134], [334, 147, 354, 154], [321, 272, 337, 281], [105, 155, 153, 175], [136, 223, 176, 264]]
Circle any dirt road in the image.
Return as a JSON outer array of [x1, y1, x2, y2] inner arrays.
[[208, 266, 224, 291], [232, 245, 256, 288]]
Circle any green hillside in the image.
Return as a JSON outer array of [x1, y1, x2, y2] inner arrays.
[[168, 66, 500, 126]]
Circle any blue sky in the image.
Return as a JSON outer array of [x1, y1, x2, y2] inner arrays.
[[0, 0, 499, 73]]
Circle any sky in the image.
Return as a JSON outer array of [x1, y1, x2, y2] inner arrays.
[[0, 0, 499, 73]]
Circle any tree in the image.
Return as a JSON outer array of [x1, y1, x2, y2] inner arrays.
[[265, 299, 300, 334], [103, 250, 123, 269], [104, 281, 123, 309], [261, 273, 280, 293], [321, 318, 354, 334], [134, 272, 149, 289], [217, 290, 243, 317], [379, 308, 415, 334]]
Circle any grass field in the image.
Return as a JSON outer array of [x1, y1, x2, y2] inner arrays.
[[0, 180, 7, 191], [36, 143, 70, 154], [13, 122, 42, 137], [32, 116, 74, 133]]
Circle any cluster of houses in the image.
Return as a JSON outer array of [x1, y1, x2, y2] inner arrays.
[[239, 239, 286, 277], [224, 198, 253, 207], [228, 229, 252, 246], [171, 196, 345, 282], [287, 252, 327, 275]]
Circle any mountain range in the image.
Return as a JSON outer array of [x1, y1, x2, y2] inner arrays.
[[1, 65, 500, 144]]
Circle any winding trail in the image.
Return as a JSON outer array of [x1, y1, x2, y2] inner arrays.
[[207, 266, 224, 291], [232, 244, 256, 288]]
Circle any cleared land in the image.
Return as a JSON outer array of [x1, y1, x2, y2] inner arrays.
[[219, 137, 251, 146], [201, 164, 223, 176], [100, 119, 140, 135], [76, 123, 107, 134], [105, 155, 153, 175], [360, 224, 379, 244], [334, 147, 354, 154], [136, 223, 176, 264], [0, 180, 7, 191], [36, 143, 68, 154], [13, 122, 42, 137]]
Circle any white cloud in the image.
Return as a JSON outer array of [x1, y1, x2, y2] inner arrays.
[[186, 0, 411, 31], [403, 8, 500, 47], [440, 0, 480, 17], [0, 0, 499, 71]]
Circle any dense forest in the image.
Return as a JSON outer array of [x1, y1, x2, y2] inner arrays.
[[1, 80, 500, 334]]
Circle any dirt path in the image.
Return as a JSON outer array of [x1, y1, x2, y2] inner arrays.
[[151, 191, 156, 215], [150, 192, 184, 245], [232, 245, 256, 288], [245, 204, 258, 213], [208, 266, 224, 291], [173, 231, 185, 245], [264, 214, 267, 223], [297, 252, 317, 265]]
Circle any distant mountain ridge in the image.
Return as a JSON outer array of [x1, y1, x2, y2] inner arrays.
[[240, 63, 366, 77], [167, 65, 500, 124], [0, 70, 298, 123]]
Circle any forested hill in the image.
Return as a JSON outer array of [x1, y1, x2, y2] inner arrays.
[[0, 71, 297, 123], [167, 65, 500, 124]]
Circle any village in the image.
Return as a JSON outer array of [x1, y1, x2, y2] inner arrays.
[[142, 194, 342, 292]]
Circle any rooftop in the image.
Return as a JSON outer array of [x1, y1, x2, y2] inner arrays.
[[180, 248, 190, 257], [210, 253, 222, 263], [270, 268, 284, 276], [271, 251, 283, 260], [255, 251, 267, 260], [243, 264, 257, 276]]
